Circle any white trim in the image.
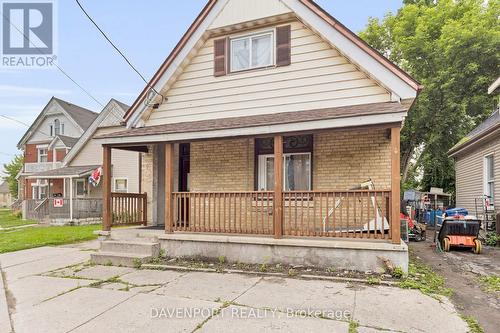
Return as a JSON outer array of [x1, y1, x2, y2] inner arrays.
[[258, 152, 311, 191], [483, 153, 495, 199], [62, 99, 128, 166], [127, 0, 230, 128], [75, 179, 86, 197], [282, 0, 416, 100], [37, 148, 48, 163], [113, 177, 129, 193], [126, 0, 417, 128], [229, 30, 275, 72], [102, 112, 405, 145]]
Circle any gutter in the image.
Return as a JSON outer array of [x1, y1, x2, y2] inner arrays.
[[448, 123, 500, 157]]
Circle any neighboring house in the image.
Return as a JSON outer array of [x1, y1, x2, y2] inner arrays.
[[23, 99, 142, 224], [17, 97, 98, 201], [0, 181, 12, 208], [449, 77, 500, 220], [94, 0, 421, 272]]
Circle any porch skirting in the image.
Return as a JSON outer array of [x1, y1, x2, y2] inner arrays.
[[158, 233, 408, 273]]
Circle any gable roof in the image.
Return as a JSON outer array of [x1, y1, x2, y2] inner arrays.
[[449, 110, 500, 157], [62, 99, 130, 166], [17, 97, 98, 148], [123, 0, 421, 127], [48, 135, 79, 150]]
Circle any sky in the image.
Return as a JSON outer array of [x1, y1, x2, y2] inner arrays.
[[0, 0, 403, 175]]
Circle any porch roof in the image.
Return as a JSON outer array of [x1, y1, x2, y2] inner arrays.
[[96, 102, 407, 145], [26, 165, 100, 179]]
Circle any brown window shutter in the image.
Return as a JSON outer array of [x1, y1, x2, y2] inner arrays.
[[214, 38, 227, 76], [276, 25, 291, 67]]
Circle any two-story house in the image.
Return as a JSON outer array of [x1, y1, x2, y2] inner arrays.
[[17, 97, 98, 201], [92, 0, 422, 272]]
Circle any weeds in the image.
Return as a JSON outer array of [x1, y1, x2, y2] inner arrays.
[[460, 315, 484, 333], [348, 320, 359, 333], [478, 275, 500, 293], [398, 257, 453, 298]]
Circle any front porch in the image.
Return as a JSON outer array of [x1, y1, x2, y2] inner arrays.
[[96, 123, 405, 272]]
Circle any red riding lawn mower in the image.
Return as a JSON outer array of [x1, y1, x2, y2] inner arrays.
[[437, 215, 482, 254]]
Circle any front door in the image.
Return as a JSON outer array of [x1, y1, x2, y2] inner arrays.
[[178, 143, 190, 225]]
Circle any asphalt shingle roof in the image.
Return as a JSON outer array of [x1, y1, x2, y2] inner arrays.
[[54, 98, 98, 130]]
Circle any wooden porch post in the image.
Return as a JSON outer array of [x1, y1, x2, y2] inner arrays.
[[274, 135, 283, 239], [390, 127, 401, 244], [102, 145, 112, 231], [165, 143, 174, 233]]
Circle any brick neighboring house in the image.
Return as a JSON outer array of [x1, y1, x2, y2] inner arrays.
[[18, 98, 143, 224], [17, 97, 98, 202], [449, 77, 500, 224], [93, 0, 422, 272]]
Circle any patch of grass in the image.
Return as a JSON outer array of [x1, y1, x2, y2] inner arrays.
[[391, 267, 404, 279], [478, 275, 500, 293], [398, 255, 453, 298], [218, 255, 226, 265], [0, 224, 100, 253], [132, 258, 143, 269], [366, 277, 380, 285], [0, 209, 36, 229], [460, 315, 484, 333], [259, 263, 268, 272], [348, 320, 359, 333]]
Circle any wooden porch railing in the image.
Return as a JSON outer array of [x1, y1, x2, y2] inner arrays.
[[170, 190, 392, 240], [111, 192, 147, 226], [172, 192, 274, 234], [283, 190, 391, 239]]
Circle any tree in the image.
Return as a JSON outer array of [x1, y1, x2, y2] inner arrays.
[[360, 0, 500, 193], [2, 155, 23, 199]]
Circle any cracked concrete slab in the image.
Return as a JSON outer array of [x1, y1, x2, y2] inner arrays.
[[74, 265, 134, 280], [353, 285, 469, 333], [71, 292, 220, 333], [153, 272, 261, 302], [120, 269, 185, 286], [235, 277, 356, 318], [0, 263, 13, 333], [357, 327, 399, 333], [7, 275, 96, 312], [0, 247, 81, 269], [2, 251, 91, 282], [200, 304, 349, 332], [12, 287, 132, 333]]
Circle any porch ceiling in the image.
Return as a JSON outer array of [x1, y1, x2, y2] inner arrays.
[[95, 102, 407, 145], [26, 165, 100, 179]]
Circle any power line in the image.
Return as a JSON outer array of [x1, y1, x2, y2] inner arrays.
[[0, 11, 105, 108], [75, 0, 164, 99]]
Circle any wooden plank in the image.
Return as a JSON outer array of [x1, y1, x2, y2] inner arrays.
[[165, 143, 174, 233], [274, 135, 284, 239], [391, 127, 401, 244], [102, 145, 112, 231]]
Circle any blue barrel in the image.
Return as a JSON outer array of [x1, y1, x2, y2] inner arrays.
[[445, 208, 468, 217]]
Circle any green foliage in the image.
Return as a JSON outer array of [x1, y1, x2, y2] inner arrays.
[[0, 209, 35, 228], [2, 155, 23, 198], [485, 232, 500, 246], [478, 275, 500, 293], [348, 320, 359, 333], [399, 257, 453, 297], [460, 315, 484, 333], [218, 255, 226, 264], [392, 267, 405, 279], [0, 224, 100, 253], [360, 0, 500, 192]]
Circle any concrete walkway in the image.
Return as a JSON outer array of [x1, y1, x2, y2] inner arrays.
[[0, 242, 469, 333]]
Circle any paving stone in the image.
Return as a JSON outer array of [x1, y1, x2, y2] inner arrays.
[[235, 276, 355, 319], [200, 305, 349, 333], [120, 269, 185, 286], [154, 271, 261, 302], [100, 282, 129, 291], [74, 265, 134, 280], [353, 285, 469, 333], [71, 292, 220, 333], [0, 247, 79, 268], [7, 276, 95, 311], [12, 288, 132, 333]]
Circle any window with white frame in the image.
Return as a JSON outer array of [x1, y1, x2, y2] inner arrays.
[[54, 119, 61, 136], [38, 148, 48, 163], [485, 155, 494, 200], [75, 179, 86, 197], [114, 178, 128, 193], [258, 153, 311, 191], [230, 31, 274, 72]]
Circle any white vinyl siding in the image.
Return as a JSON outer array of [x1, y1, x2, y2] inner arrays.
[[484, 154, 494, 200], [455, 135, 500, 214], [146, 21, 390, 126]]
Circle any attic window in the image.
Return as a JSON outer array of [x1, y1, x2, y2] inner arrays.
[[230, 31, 274, 72]]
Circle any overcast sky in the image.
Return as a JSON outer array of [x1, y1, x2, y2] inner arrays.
[[0, 0, 402, 175]]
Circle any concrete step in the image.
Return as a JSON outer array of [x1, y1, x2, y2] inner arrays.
[[100, 240, 160, 257], [90, 252, 152, 267]]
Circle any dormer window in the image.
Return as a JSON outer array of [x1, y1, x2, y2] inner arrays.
[[54, 119, 61, 136], [230, 32, 274, 72]]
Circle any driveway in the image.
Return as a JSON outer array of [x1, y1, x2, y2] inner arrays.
[[1, 242, 469, 333]]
